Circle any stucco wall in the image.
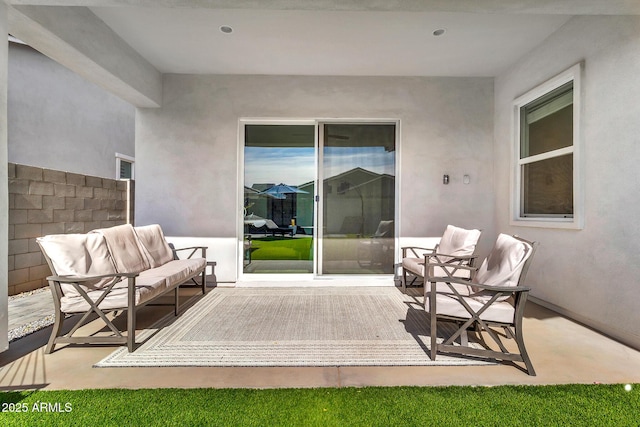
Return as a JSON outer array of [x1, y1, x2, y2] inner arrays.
[[8, 42, 135, 179], [136, 75, 495, 282], [494, 16, 640, 349]]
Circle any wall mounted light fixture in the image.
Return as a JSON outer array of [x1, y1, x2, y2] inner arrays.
[[443, 174, 449, 185]]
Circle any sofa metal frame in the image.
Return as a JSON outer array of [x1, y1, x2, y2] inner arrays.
[[39, 242, 207, 354]]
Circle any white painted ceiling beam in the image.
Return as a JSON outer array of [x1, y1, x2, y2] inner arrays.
[[8, 5, 162, 107], [6, 0, 640, 15]]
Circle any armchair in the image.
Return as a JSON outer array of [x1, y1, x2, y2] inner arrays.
[[401, 225, 481, 291], [425, 234, 538, 375]]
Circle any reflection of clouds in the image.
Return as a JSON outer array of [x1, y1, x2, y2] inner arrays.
[[324, 147, 395, 178], [245, 147, 315, 187], [245, 146, 395, 188]]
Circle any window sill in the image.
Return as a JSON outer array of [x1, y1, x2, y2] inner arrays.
[[510, 217, 583, 230]]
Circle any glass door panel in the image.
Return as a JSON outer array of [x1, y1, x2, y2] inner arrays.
[[243, 124, 315, 274], [320, 123, 396, 274]]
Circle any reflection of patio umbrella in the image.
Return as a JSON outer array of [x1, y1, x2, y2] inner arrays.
[[258, 183, 308, 199], [258, 184, 309, 226]]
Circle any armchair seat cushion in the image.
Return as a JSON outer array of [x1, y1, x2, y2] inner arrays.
[[403, 257, 473, 281], [402, 256, 424, 277], [426, 292, 515, 324]]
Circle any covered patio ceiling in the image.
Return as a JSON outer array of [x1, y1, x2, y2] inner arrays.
[[6, 0, 640, 107]]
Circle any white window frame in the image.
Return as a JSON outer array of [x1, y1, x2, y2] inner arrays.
[[511, 63, 583, 229], [116, 152, 135, 180]]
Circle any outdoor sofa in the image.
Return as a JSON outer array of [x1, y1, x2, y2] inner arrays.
[[37, 223, 207, 353]]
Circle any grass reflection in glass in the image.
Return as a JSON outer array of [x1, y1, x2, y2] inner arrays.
[[250, 236, 313, 260]]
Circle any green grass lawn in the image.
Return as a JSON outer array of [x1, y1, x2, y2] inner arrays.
[[250, 236, 313, 260], [1, 385, 638, 426]]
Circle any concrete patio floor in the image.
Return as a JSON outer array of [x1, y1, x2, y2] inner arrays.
[[1, 286, 640, 391]]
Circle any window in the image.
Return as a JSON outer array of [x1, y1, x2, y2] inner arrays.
[[512, 63, 582, 229], [116, 153, 135, 180]]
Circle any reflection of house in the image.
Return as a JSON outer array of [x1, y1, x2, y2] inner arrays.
[[298, 167, 395, 236], [321, 168, 394, 236]]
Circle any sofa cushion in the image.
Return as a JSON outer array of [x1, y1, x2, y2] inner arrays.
[[139, 258, 206, 289], [90, 224, 150, 273], [134, 224, 175, 268], [60, 275, 167, 313], [37, 233, 118, 298]]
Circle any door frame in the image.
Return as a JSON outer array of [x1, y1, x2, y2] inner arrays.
[[237, 118, 401, 284]]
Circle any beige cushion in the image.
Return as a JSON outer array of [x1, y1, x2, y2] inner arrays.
[[90, 224, 150, 273], [436, 224, 482, 263], [134, 224, 174, 268], [471, 234, 533, 302], [140, 258, 206, 288], [402, 224, 480, 280], [37, 233, 117, 298], [402, 256, 425, 277], [426, 234, 533, 323], [426, 292, 515, 324], [473, 233, 532, 288], [60, 275, 167, 313]]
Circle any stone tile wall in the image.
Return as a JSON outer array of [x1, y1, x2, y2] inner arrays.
[[8, 163, 134, 296]]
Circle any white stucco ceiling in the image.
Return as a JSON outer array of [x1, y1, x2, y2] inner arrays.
[[11, 0, 640, 78], [90, 7, 571, 77]]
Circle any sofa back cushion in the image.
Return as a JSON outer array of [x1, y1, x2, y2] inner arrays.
[[134, 224, 175, 268], [90, 224, 150, 273], [37, 233, 117, 296]]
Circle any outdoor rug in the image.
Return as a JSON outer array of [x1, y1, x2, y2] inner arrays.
[[95, 286, 494, 367]]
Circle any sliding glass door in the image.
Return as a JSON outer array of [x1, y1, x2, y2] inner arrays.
[[242, 121, 396, 277], [243, 124, 315, 274], [319, 123, 396, 275]]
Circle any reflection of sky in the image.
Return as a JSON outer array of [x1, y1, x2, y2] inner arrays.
[[323, 146, 395, 179], [245, 147, 315, 188], [244, 146, 395, 188]]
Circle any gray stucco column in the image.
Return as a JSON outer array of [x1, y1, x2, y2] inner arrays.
[[1, 2, 10, 352]]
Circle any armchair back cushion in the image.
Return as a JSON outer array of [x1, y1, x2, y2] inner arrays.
[[472, 233, 533, 299], [134, 224, 174, 268], [436, 225, 482, 262]]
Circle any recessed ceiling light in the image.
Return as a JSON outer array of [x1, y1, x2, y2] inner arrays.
[[220, 26, 233, 34], [433, 29, 445, 36]]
